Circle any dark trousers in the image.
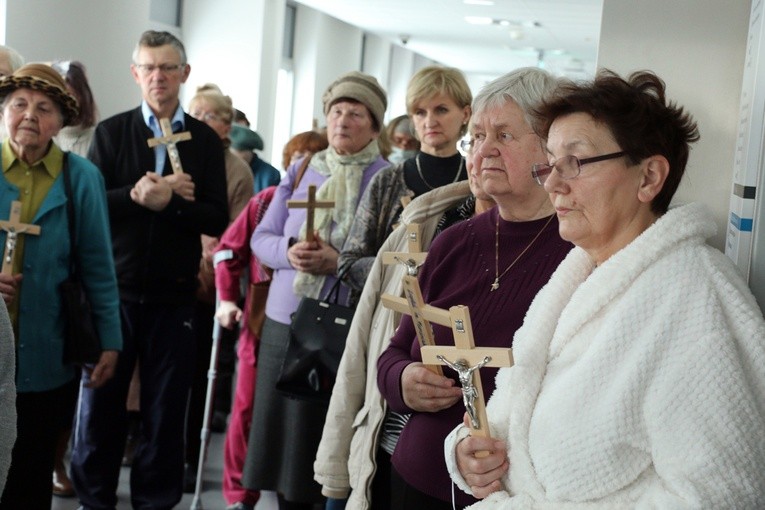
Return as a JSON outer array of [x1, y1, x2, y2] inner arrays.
[[71, 301, 196, 510], [0, 380, 78, 510], [390, 462, 460, 510]]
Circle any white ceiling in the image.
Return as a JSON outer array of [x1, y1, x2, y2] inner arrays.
[[292, 0, 604, 81]]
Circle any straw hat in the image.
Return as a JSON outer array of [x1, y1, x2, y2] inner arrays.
[[0, 63, 79, 125]]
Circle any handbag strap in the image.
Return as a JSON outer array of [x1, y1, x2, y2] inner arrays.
[[60, 153, 79, 277], [321, 266, 351, 304], [292, 153, 312, 192]]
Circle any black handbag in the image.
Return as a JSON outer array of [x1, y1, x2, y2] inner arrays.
[[60, 154, 101, 365], [276, 275, 354, 402]]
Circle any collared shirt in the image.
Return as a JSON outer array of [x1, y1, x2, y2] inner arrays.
[[141, 100, 186, 175], [1, 139, 64, 325]]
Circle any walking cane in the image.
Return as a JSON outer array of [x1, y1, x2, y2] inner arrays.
[[190, 246, 236, 509]]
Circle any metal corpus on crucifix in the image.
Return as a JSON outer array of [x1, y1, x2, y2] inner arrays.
[[381, 223, 443, 376], [0, 200, 41, 275], [420, 306, 513, 445], [147, 118, 192, 174], [286, 184, 334, 243]]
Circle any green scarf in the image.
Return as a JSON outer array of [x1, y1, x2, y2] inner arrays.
[[293, 139, 380, 298]]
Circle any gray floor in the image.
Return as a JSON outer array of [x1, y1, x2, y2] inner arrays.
[[50, 422, 278, 510]]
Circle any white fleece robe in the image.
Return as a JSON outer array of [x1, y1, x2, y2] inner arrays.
[[445, 202, 765, 509]]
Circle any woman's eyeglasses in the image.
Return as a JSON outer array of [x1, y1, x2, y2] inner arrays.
[[531, 151, 626, 186]]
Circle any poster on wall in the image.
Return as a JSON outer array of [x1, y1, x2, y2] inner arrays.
[[726, 0, 764, 280]]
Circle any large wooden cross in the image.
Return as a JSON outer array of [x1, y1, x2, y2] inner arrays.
[[381, 223, 442, 375], [287, 184, 334, 243], [420, 306, 513, 442], [147, 118, 192, 174], [0, 201, 41, 275]]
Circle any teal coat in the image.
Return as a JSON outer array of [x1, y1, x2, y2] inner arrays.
[[0, 152, 122, 392]]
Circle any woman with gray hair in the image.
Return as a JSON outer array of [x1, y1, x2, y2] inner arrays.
[[375, 68, 573, 509]]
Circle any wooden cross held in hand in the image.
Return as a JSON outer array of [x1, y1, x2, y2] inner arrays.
[[0, 201, 41, 275], [420, 306, 513, 446], [287, 184, 334, 243], [381, 223, 443, 376], [147, 118, 192, 174]]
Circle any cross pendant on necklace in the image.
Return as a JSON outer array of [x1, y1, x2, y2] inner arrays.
[[490, 278, 500, 292]]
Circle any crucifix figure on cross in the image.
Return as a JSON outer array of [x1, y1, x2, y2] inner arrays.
[[419, 305, 513, 444], [437, 354, 492, 429], [287, 184, 334, 243], [147, 118, 192, 174], [0, 200, 41, 275]]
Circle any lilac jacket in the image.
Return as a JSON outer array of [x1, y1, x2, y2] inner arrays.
[[251, 155, 389, 324]]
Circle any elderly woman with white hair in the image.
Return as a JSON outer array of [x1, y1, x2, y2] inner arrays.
[[375, 68, 573, 509]]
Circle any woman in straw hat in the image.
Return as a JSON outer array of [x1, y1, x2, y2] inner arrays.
[[0, 63, 121, 509]]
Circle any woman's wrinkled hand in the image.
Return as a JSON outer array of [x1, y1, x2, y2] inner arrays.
[[456, 415, 509, 499], [216, 300, 242, 329], [0, 272, 21, 305], [401, 362, 463, 412], [84, 350, 119, 389], [287, 232, 338, 275]]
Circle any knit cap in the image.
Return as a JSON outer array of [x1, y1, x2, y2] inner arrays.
[[229, 124, 264, 151], [322, 71, 387, 130]]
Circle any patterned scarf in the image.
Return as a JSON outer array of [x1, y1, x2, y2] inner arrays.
[[293, 139, 380, 298]]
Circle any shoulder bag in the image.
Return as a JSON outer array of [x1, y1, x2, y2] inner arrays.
[[59, 153, 102, 365], [276, 272, 354, 403]]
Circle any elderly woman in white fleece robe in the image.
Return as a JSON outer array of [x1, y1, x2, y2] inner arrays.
[[445, 69, 765, 509]]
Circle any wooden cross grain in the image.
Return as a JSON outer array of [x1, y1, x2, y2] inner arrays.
[[286, 184, 334, 243], [0, 201, 41, 275], [147, 118, 192, 174], [380, 223, 442, 376], [420, 305, 513, 445]]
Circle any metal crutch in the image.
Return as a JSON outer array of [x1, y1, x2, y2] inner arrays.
[[191, 250, 235, 509]]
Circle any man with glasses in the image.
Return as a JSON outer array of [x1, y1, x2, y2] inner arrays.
[[70, 30, 228, 510]]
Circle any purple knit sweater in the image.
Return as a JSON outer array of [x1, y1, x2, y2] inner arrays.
[[377, 207, 573, 506]]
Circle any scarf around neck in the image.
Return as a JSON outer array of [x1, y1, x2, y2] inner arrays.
[[293, 138, 380, 298]]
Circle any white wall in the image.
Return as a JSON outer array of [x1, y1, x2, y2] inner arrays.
[[292, 4, 363, 131], [4, 0, 157, 119], [182, 0, 285, 165], [598, 0, 750, 250]]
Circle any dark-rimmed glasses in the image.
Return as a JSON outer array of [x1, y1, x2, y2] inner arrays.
[[133, 63, 185, 75], [531, 151, 626, 186]]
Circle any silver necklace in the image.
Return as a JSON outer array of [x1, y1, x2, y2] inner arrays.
[[415, 154, 463, 190], [490, 212, 554, 292]]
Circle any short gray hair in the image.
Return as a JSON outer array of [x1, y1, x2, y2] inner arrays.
[[0, 45, 24, 73], [472, 67, 560, 129], [132, 30, 187, 65]]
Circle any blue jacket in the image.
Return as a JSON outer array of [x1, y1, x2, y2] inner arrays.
[[250, 156, 281, 194], [0, 152, 122, 392]]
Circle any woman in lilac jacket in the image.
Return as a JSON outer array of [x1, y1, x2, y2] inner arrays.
[[241, 71, 390, 509]]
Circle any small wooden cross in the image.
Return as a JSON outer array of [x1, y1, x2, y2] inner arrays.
[[286, 184, 334, 243], [0, 201, 41, 275], [420, 306, 513, 444], [147, 118, 192, 174]]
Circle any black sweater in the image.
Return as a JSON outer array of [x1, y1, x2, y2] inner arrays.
[[88, 107, 228, 304]]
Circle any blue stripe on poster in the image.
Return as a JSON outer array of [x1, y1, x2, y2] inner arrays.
[[730, 212, 754, 232]]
